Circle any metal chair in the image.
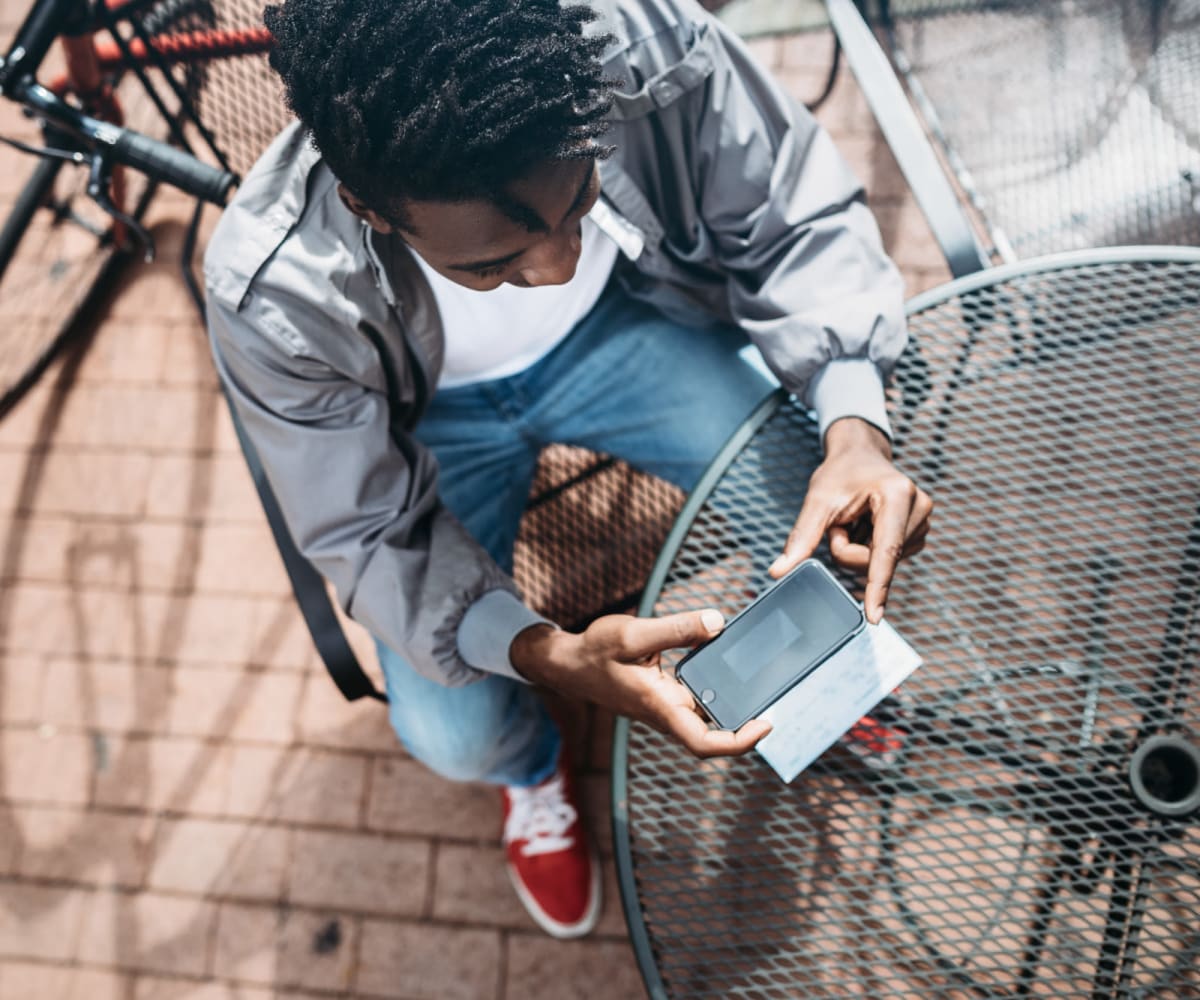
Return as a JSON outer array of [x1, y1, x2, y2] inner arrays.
[[827, 0, 1200, 276]]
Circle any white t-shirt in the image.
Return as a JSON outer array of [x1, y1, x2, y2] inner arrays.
[[414, 213, 620, 388]]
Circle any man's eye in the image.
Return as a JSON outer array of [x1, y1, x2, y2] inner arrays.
[[474, 264, 507, 279]]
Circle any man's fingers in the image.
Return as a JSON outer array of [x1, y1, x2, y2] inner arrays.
[[771, 493, 833, 578], [611, 608, 725, 661], [665, 705, 772, 758], [828, 525, 870, 570], [864, 482, 916, 624], [905, 489, 934, 540]]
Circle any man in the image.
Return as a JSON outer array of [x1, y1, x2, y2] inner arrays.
[[205, 0, 932, 939]]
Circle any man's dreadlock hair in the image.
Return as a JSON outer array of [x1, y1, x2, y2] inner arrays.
[[264, 0, 615, 226]]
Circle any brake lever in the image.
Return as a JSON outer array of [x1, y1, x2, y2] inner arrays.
[[86, 154, 155, 262]]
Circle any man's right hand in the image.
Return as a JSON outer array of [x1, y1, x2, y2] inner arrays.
[[510, 610, 772, 759]]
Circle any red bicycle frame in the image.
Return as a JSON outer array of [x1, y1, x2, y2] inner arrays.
[[43, 1, 271, 226]]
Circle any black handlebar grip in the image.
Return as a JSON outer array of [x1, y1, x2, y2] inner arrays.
[[109, 128, 236, 206]]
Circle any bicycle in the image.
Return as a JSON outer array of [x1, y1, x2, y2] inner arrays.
[[0, 0, 287, 418]]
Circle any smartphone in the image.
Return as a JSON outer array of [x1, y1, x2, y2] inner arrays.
[[676, 559, 865, 730]]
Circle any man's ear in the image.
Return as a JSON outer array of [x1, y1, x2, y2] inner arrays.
[[337, 183, 399, 234]]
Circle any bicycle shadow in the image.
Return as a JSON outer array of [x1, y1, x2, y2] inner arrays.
[[0, 262, 383, 989]]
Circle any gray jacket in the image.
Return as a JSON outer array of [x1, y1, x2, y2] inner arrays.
[[204, 0, 907, 687]]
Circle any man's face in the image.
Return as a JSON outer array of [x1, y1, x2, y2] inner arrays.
[[347, 158, 602, 291]]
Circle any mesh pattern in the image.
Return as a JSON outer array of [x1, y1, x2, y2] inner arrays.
[[515, 446, 684, 629], [620, 256, 1200, 998], [173, 0, 288, 176], [879, 0, 1200, 258]]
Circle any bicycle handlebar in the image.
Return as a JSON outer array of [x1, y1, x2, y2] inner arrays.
[[17, 79, 236, 204], [108, 124, 235, 204]]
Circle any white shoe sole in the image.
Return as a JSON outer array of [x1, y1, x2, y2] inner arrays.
[[506, 847, 603, 939]]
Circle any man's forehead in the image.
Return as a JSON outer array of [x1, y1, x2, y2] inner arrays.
[[401, 159, 596, 265]]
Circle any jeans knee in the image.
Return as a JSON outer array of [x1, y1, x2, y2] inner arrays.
[[388, 708, 501, 783]]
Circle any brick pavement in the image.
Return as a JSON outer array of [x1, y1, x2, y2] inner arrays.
[[0, 22, 949, 1000]]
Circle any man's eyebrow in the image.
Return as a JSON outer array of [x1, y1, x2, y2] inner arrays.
[[446, 163, 597, 273], [446, 248, 526, 274]]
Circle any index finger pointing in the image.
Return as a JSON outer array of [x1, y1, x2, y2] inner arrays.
[[864, 484, 915, 623], [771, 491, 831, 578]]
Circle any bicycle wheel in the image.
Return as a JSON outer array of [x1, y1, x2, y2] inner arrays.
[[0, 6, 204, 418]]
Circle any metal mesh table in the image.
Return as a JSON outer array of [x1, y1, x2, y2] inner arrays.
[[613, 248, 1200, 999]]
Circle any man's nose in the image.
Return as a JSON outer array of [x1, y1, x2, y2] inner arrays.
[[516, 228, 582, 287]]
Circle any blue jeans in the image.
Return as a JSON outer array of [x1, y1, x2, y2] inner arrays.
[[376, 284, 777, 786]]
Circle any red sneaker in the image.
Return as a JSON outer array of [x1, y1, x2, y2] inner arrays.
[[502, 757, 601, 939]]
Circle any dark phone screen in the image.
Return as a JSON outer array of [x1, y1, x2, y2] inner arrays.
[[679, 561, 863, 725]]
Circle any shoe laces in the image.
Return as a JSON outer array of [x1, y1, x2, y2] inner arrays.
[[504, 772, 577, 858]]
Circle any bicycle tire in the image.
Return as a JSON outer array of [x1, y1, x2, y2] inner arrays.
[[0, 4, 209, 419]]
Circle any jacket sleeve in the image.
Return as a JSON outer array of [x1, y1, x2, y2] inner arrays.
[[692, 18, 907, 439], [206, 291, 546, 686]]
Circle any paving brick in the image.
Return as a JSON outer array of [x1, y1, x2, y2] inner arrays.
[[74, 320, 172, 387], [904, 266, 953, 298], [504, 934, 645, 1000], [742, 34, 782, 71], [780, 28, 836, 70], [224, 745, 367, 828], [812, 77, 880, 139], [145, 455, 261, 523], [0, 452, 31, 513], [93, 735, 232, 815], [366, 757, 498, 839], [12, 806, 151, 888], [0, 653, 45, 724], [288, 831, 429, 917], [430, 844, 531, 931], [165, 667, 302, 744], [0, 817, 19, 876], [2, 517, 193, 594], [244, 596, 320, 673], [594, 860, 630, 938], [2, 581, 163, 661], [42, 384, 221, 454], [0, 383, 57, 451], [194, 523, 290, 596], [871, 199, 947, 272], [0, 960, 131, 1000], [76, 889, 217, 977], [106, 251, 205, 325], [148, 818, 289, 900], [134, 975, 275, 1000], [1, 729, 92, 806], [160, 319, 223, 389], [212, 407, 243, 455], [825, 134, 915, 203], [295, 673, 399, 754], [15, 449, 153, 517], [211, 904, 357, 992], [356, 920, 501, 1000], [38, 658, 170, 733], [0, 883, 87, 962], [157, 594, 260, 669]]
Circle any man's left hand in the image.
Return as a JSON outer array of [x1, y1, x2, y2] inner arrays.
[[768, 417, 932, 624]]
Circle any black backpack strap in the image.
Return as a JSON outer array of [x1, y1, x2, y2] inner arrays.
[[219, 384, 388, 704]]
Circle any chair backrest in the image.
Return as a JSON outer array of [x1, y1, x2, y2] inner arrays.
[[874, 0, 1200, 260]]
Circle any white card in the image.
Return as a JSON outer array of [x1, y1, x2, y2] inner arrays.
[[755, 619, 922, 783]]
